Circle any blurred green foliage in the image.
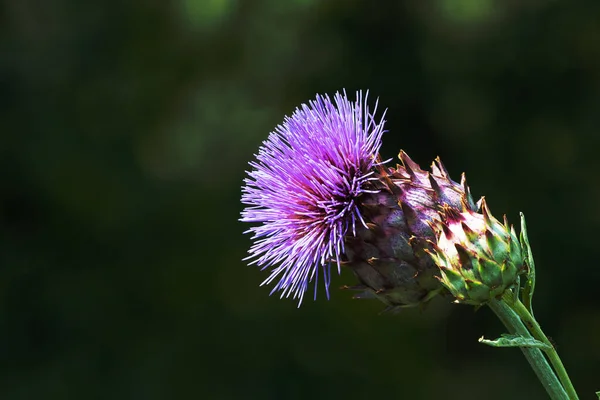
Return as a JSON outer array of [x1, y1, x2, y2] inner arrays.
[[1, 0, 599, 399]]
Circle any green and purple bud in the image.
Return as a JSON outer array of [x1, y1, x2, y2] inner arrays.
[[426, 199, 526, 305], [342, 151, 478, 310]]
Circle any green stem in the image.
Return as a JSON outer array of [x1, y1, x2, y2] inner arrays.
[[507, 296, 579, 400], [488, 298, 568, 400]]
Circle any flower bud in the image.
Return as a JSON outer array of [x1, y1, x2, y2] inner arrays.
[[427, 199, 525, 305], [343, 151, 478, 310]]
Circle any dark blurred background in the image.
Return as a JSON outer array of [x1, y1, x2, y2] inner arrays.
[[1, 0, 599, 399]]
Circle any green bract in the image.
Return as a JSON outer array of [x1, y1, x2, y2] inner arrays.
[[427, 199, 526, 305]]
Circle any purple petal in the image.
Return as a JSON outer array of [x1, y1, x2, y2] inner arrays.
[[240, 91, 386, 305]]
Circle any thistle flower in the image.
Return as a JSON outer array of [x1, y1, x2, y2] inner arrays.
[[343, 152, 478, 309], [426, 199, 526, 305], [240, 91, 385, 304]]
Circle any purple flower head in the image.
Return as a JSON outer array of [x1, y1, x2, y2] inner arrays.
[[241, 91, 386, 305]]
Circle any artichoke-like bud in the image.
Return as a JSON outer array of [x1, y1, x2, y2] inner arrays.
[[427, 199, 526, 305], [343, 151, 478, 309]]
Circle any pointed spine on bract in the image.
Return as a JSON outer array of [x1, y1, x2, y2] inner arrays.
[[342, 150, 478, 310], [426, 198, 526, 306]]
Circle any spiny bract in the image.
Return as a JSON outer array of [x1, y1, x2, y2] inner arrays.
[[427, 198, 526, 305]]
